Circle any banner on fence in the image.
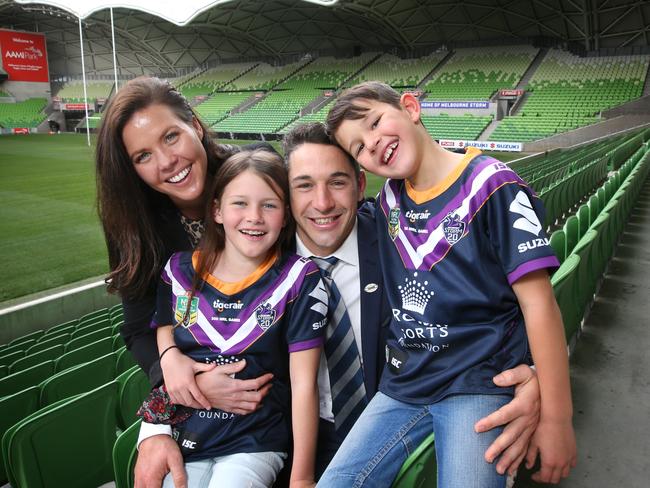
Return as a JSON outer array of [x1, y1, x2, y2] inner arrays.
[[439, 139, 523, 152], [421, 101, 490, 109]]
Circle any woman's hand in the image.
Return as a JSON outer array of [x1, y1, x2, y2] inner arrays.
[[195, 359, 274, 414], [160, 347, 216, 410]]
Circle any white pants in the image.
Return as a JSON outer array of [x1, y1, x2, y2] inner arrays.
[[163, 451, 287, 488]]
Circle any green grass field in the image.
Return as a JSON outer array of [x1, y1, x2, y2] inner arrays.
[[0, 133, 523, 303]]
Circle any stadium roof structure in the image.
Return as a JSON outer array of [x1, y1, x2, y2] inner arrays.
[[1, 0, 649, 78]]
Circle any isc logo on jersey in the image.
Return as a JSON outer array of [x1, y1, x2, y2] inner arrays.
[[510, 191, 550, 253]]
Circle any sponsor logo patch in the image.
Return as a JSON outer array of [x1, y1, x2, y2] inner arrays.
[[175, 294, 199, 328], [255, 302, 276, 330], [442, 212, 466, 245], [388, 207, 400, 241]]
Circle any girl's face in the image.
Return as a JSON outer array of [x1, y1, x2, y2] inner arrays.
[[122, 103, 208, 218], [214, 169, 286, 268]]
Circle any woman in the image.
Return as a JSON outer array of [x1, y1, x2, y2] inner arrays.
[[96, 76, 274, 409]]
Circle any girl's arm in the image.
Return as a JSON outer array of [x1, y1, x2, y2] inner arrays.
[[156, 325, 215, 410], [512, 270, 577, 484], [288, 347, 321, 488]]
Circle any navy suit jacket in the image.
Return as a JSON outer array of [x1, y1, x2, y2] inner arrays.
[[355, 210, 390, 399]]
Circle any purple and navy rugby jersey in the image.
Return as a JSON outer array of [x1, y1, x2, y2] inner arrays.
[[376, 149, 560, 404], [151, 251, 326, 461]]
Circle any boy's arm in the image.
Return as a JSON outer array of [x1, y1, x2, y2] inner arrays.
[[156, 325, 214, 410], [512, 269, 577, 484], [288, 347, 321, 488]]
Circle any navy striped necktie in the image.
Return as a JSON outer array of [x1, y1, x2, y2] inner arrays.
[[312, 256, 368, 437]]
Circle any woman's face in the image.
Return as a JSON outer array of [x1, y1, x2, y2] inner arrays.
[[122, 103, 208, 218]]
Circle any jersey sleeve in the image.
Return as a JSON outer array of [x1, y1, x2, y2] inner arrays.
[[484, 177, 560, 285], [150, 257, 176, 329], [285, 263, 327, 353]]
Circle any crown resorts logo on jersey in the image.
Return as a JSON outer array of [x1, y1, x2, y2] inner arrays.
[[441, 212, 466, 244], [388, 206, 401, 240], [255, 302, 276, 331], [175, 294, 200, 327], [398, 272, 435, 315]]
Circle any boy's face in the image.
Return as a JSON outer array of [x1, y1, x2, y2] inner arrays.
[[334, 94, 422, 180]]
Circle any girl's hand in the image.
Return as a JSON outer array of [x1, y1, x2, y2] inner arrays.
[[160, 347, 216, 410], [526, 418, 577, 484]]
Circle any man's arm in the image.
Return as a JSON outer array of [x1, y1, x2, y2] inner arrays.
[[474, 364, 541, 475], [134, 435, 186, 488]]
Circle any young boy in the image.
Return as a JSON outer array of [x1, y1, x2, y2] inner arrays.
[[317, 82, 576, 488]]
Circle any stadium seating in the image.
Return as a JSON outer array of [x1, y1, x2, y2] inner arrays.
[[491, 50, 649, 141], [391, 433, 437, 487], [194, 91, 253, 125], [422, 46, 538, 100], [346, 52, 447, 87], [55, 81, 114, 102], [421, 114, 492, 140], [0, 98, 47, 128], [113, 420, 141, 488], [179, 62, 256, 99]]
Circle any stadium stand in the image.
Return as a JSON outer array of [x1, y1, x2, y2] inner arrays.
[[223, 60, 309, 91], [178, 62, 256, 99], [345, 51, 447, 87], [194, 91, 253, 125], [0, 98, 47, 128], [491, 50, 650, 142], [421, 113, 493, 140], [422, 46, 538, 100], [55, 81, 114, 102]]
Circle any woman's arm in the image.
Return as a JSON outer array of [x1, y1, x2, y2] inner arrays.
[[288, 347, 321, 488], [512, 270, 577, 484], [156, 325, 214, 410]]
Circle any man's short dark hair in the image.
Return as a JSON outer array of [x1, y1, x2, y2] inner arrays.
[[326, 81, 402, 136], [282, 121, 360, 179]]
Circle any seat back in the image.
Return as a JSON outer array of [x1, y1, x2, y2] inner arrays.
[[551, 254, 582, 343], [55, 337, 113, 372], [9, 344, 65, 374], [391, 433, 437, 488], [116, 346, 138, 375], [549, 229, 566, 265], [116, 366, 150, 429], [4, 381, 119, 488], [40, 352, 117, 406], [0, 360, 55, 397], [66, 326, 112, 351], [563, 215, 580, 255], [113, 420, 141, 488]]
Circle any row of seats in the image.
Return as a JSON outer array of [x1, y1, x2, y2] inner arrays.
[[55, 81, 114, 102], [421, 114, 492, 140], [0, 98, 47, 129], [345, 52, 447, 88]]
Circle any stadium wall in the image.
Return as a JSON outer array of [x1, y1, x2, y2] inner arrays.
[[0, 280, 119, 344]]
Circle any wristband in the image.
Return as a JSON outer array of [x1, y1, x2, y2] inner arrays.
[[159, 345, 179, 362]]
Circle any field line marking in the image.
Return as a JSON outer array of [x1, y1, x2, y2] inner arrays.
[[0, 280, 106, 316]]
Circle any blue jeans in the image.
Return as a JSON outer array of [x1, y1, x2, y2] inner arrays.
[[317, 392, 510, 488]]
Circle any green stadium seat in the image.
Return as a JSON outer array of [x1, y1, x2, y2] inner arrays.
[[73, 318, 111, 338], [0, 350, 25, 368], [113, 332, 126, 351], [571, 230, 599, 324], [45, 319, 78, 336], [66, 326, 113, 351], [113, 419, 141, 488], [3, 381, 119, 488], [44, 323, 76, 338], [26, 332, 71, 355], [0, 360, 55, 397], [588, 194, 600, 224], [577, 204, 590, 239], [563, 216, 580, 256], [9, 344, 65, 374], [0, 365, 6, 379], [55, 337, 113, 372], [0, 339, 36, 357], [550, 230, 566, 265], [391, 433, 437, 488], [8, 329, 44, 347], [116, 346, 138, 375], [116, 366, 150, 429], [39, 352, 117, 407], [78, 308, 109, 325], [551, 254, 582, 343], [0, 386, 40, 484]]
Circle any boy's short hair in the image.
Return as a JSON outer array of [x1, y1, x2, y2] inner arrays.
[[326, 81, 402, 135], [282, 121, 360, 179]]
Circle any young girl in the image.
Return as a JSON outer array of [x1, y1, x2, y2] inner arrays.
[[138, 149, 325, 488]]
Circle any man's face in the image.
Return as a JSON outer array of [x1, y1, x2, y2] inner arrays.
[[288, 143, 366, 257]]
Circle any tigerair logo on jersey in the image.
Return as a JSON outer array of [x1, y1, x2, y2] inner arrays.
[[175, 294, 199, 327], [212, 299, 244, 313], [405, 209, 431, 223], [397, 272, 435, 315], [509, 191, 550, 253], [441, 212, 466, 245], [255, 302, 276, 330], [388, 207, 401, 241]]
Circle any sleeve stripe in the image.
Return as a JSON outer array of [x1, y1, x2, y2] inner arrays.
[[288, 337, 324, 353], [507, 256, 560, 285]]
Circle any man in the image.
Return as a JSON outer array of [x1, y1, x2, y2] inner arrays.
[[135, 123, 540, 487]]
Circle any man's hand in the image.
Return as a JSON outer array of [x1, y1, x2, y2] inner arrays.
[[195, 359, 274, 414], [134, 435, 186, 488], [474, 364, 540, 475]]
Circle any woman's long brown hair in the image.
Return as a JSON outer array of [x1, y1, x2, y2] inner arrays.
[[96, 76, 237, 299]]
